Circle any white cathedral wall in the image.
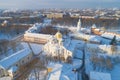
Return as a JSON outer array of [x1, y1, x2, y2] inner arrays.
[[44, 43, 73, 60]]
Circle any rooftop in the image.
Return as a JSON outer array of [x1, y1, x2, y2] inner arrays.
[[0, 48, 31, 70]]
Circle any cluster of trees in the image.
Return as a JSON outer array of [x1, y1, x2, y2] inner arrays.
[[90, 53, 120, 71], [40, 25, 58, 35], [52, 17, 120, 29], [40, 25, 69, 35], [26, 55, 61, 80], [0, 40, 19, 56], [0, 24, 30, 37], [18, 58, 47, 80], [90, 54, 113, 71], [52, 17, 77, 26], [0, 16, 44, 24], [10, 17, 44, 24]]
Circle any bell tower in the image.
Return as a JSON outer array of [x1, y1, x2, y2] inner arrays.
[[77, 18, 82, 32]]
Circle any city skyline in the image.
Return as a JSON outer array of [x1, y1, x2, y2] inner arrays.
[[0, 0, 120, 9]]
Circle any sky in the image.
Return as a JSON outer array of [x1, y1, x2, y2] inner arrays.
[[0, 0, 120, 9]]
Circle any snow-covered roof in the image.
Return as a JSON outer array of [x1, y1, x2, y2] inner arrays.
[[24, 33, 52, 40], [90, 71, 111, 80], [81, 28, 91, 34], [101, 32, 120, 41], [0, 49, 31, 70], [89, 36, 101, 43], [43, 19, 51, 24], [25, 19, 52, 33], [8, 66, 18, 73], [70, 33, 101, 43], [25, 23, 44, 33]]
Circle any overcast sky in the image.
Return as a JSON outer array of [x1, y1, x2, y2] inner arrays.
[[0, 0, 120, 9]]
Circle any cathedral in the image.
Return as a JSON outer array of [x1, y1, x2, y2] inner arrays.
[[43, 31, 72, 62]]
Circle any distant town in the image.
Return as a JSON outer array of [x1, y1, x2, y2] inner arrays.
[[0, 8, 120, 80]]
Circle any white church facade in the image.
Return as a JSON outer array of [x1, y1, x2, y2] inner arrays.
[[44, 31, 73, 62]]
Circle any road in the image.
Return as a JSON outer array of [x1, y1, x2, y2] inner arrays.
[[74, 42, 89, 80]]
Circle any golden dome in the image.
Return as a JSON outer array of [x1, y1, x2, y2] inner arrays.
[[55, 31, 62, 40]]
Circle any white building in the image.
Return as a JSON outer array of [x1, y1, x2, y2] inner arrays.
[[77, 18, 82, 32], [24, 33, 52, 44], [0, 48, 33, 78], [44, 31, 73, 62]]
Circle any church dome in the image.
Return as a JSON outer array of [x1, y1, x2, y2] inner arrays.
[[55, 31, 62, 40]]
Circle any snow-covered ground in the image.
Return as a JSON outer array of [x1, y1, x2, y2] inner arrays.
[[28, 69, 47, 80], [85, 42, 120, 80], [110, 64, 120, 80], [21, 42, 43, 55], [47, 59, 82, 80]]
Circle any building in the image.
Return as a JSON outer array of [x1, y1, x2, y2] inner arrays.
[[24, 19, 52, 44], [24, 33, 51, 44], [44, 31, 73, 62], [91, 24, 105, 36], [77, 18, 82, 32], [70, 13, 80, 18], [101, 32, 120, 41], [0, 48, 33, 78], [45, 13, 64, 18]]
